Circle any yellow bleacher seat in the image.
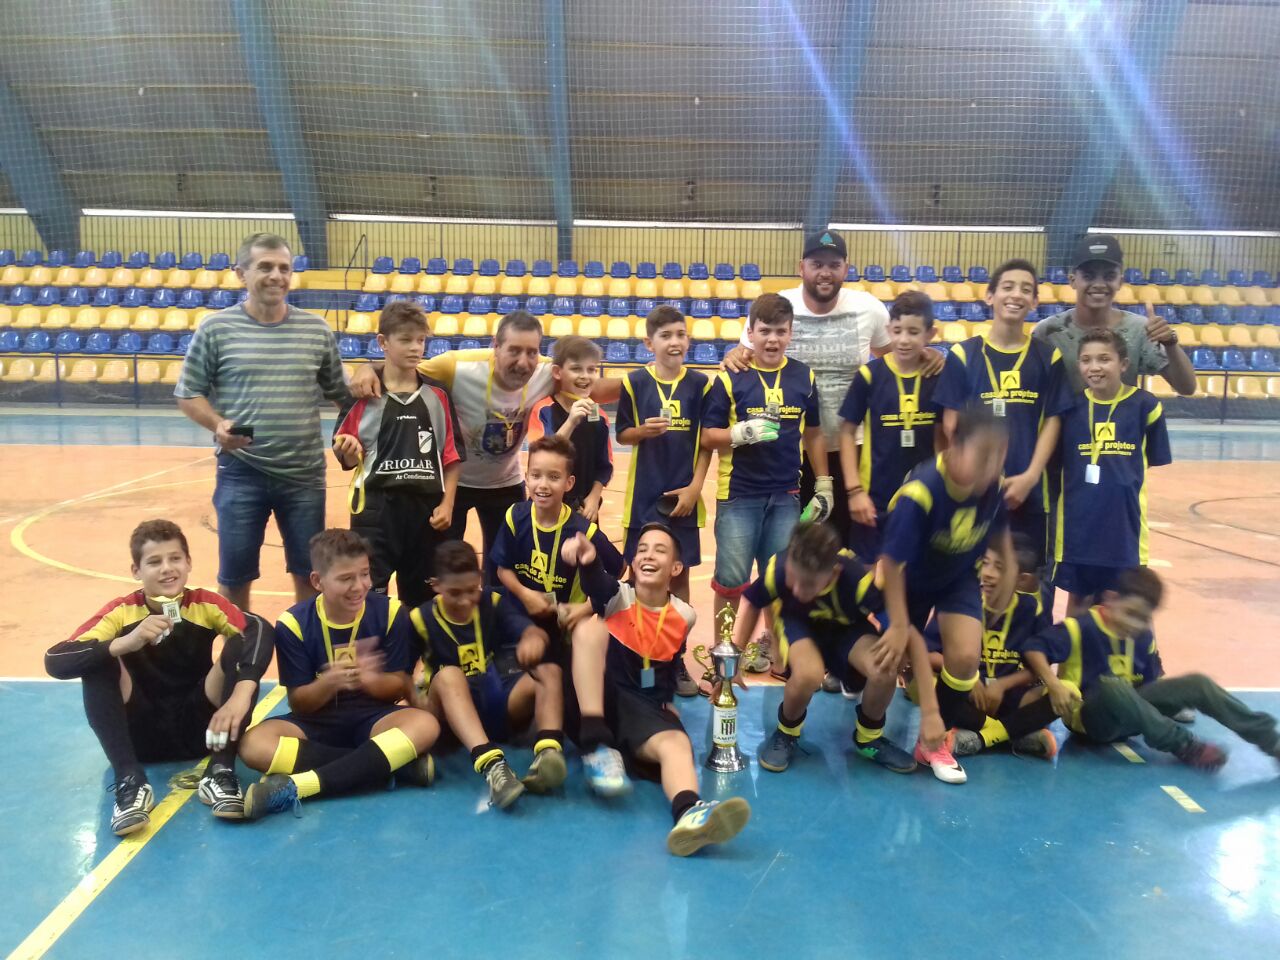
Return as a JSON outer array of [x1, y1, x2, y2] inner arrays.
[[193, 308, 214, 327], [166, 269, 193, 288], [1255, 326, 1280, 349], [53, 267, 82, 287], [605, 317, 632, 340], [103, 308, 131, 330], [1114, 284, 1138, 306], [527, 276, 553, 298], [1227, 325, 1254, 348], [1217, 286, 1243, 307], [461, 314, 490, 338], [472, 276, 498, 297], [580, 277, 606, 298], [1197, 375, 1224, 398], [843, 280, 869, 294], [362, 273, 388, 294], [923, 282, 950, 303], [193, 269, 220, 290], [35, 359, 66, 383], [0, 265, 26, 285], [868, 282, 895, 302], [1036, 283, 1058, 304], [83, 267, 109, 287], [107, 268, 136, 288], [969, 321, 992, 338], [1190, 286, 1216, 307], [136, 268, 164, 289], [161, 309, 190, 332], [445, 274, 472, 296], [633, 278, 659, 299], [1162, 285, 1189, 306], [631, 318, 648, 339], [499, 275, 526, 297], [688, 279, 712, 300], [162, 360, 183, 385], [345, 312, 374, 335], [71, 307, 101, 330], [607, 277, 632, 299], [0, 306, 10, 326], [713, 280, 738, 300], [431, 314, 459, 338], [892, 281, 922, 297], [2, 358, 36, 382], [320, 310, 340, 331], [131, 308, 161, 332], [1266, 287, 1280, 306], [690, 318, 716, 341], [1267, 377, 1280, 399], [418, 274, 445, 295], [1137, 285, 1163, 305], [137, 360, 162, 385], [578, 317, 603, 339], [660, 279, 686, 299], [942, 321, 968, 343], [1230, 376, 1266, 400], [27, 266, 53, 286], [66, 359, 99, 383], [288, 272, 303, 291], [1197, 326, 1227, 348], [99, 360, 132, 384], [1243, 286, 1269, 307], [548, 316, 575, 338], [14, 306, 42, 329], [1056, 285, 1077, 304], [1147, 377, 1177, 399], [718, 318, 744, 342], [948, 282, 977, 302], [1169, 324, 1198, 347], [388, 274, 416, 294], [220, 270, 243, 290], [42, 307, 71, 329], [552, 277, 579, 298]]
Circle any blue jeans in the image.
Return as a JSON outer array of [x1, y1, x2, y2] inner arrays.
[[713, 492, 801, 590], [212, 454, 327, 587]]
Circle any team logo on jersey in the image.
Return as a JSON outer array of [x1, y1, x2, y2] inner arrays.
[[982, 629, 1005, 655], [418, 430, 435, 454], [529, 550, 548, 575], [899, 394, 917, 413], [763, 386, 784, 409], [481, 417, 518, 455], [1093, 422, 1116, 444], [1108, 653, 1134, 681], [999, 370, 1021, 391], [951, 507, 976, 541], [457, 642, 484, 676], [332, 644, 356, 665], [663, 399, 682, 420]]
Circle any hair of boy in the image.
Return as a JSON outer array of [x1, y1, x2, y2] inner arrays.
[[748, 291, 794, 329], [786, 521, 842, 573], [235, 232, 290, 271], [495, 310, 542, 344], [309, 528, 373, 575], [129, 519, 190, 567], [636, 521, 682, 563], [987, 258, 1039, 294], [434, 540, 481, 578], [552, 334, 603, 368], [952, 403, 1008, 446], [1007, 532, 1039, 576], [527, 433, 576, 472], [1078, 326, 1129, 362], [378, 299, 429, 338], [1113, 566, 1164, 610], [889, 290, 935, 328], [645, 303, 686, 339]]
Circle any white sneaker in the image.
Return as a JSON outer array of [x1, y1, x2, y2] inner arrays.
[[110, 775, 155, 836], [914, 730, 967, 784], [583, 745, 632, 797]]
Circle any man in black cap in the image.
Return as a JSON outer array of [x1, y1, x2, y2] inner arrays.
[[1033, 234, 1195, 395]]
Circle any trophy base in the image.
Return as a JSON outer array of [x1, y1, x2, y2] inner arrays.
[[705, 744, 748, 773]]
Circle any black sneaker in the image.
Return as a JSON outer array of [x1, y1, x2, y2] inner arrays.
[[821, 673, 841, 694], [522, 748, 567, 794], [395, 753, 436, 788], [485, 759, 525, 810], [758, 728, 799, 772], [109, 774, 155, 837], [674, 659, 699, 698], [243, 774, 301, 821], [197, 763, 245, 819]]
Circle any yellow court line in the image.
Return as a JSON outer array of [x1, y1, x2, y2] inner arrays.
[[6, 685, 287, 960], [1160, 784, 1206, 814], [1112, 743, 1145, 763]]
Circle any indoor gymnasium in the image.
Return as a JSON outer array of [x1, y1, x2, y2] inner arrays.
[[2, 2, 1279, 958]]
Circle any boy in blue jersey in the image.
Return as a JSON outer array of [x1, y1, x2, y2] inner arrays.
[[879, 406, 1014, 784], [616, 305, 713, 696], [703, 293, 833, 669], [1019, 567, 1280, 770], [411, 541, 566, 810], [237, 530, 440, 819], [734, 522, 919, 775], [839, 291, 942, 563], [538, 335, 612, 522], [935, 260, 1072, 570], [1053, 328, 1172, 613]]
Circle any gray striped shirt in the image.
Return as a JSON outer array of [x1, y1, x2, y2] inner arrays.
[[175, 304, 348, 486]]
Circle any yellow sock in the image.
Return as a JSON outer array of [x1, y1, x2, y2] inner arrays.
[[372, 727, 419, 772], [940, 666, 978, 693], [289, 770, 321, 799], [267, 736, 300, 775], [979, 717, 1009, 748], [855, 720, 884, 745], [472, 747, 504, 774], [533, 738, 562, 755]]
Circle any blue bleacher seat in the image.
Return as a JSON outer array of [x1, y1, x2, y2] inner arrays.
[[496, 296, 519, 315], [453, 258, 474, 276], [689, 263, 709, 281], [19, 250, 41, 268], [207, 253, 231, 271], [207, 290, 235, 309], [1236, 306, 1263, 326], [662, 262, 683, 280], [633, 342, 654, 363], [1174, 268, 1195, 285], [355, 293, 381, 312], [607, 298, 631, 318], [692, 343, 718, 365], [46, 250, 68, 268], [890, 265, 910, 283], [845, 266, 860, 282], [690, 299, 713, 319], [936, 302, 958, 321], [7, 286, 34, 306], [540, 339, 554, 357], [54, 331, 82, 353], [915, 266, 937, 283], [1123, 304, 1146, 317], [35, 287, 59, 307], [941, 266, 963, 283], [62, 287, 89, 307], [441, 295, 464, 314], [1178, 306, 1205, 325], [1251, 349, 1278, 372], [864, 265, 886, 282], [968, 266, 989, 284], [1207, 305, 1232, 326], [115, 332, 142, 353], [371, 257, 394, 274], [1045, 266, 1068, 284], [22, 330, 51, 353], [398, 257, 421, 275], [1154, 305, 1177, 324], [338, 336, 362, 359], [718, 300, 741, 320], [636, 262, 657, 280], [177, 333, 193, 354], [504, 259, 527, 277], [1264, 307, 1280, 325], [1201, 269, 1223, 287], [1252, 271, 1274, 288], [740, 264, 762, 282], [122, 289, 147, 309], [0, 330, 19, 351], [1148, 268, 1171, 285], [73, 251, 96, 269], [154, 252, 176, 271], [605, 342, 629, 363], [151, 290, 177, 309], [583, 261, 605, 278], [1226, 270, 1248, 287], [288, 255, 308, 273], [1191, 348, 1220, 370], [713, 263, 735, 281], [145, 333, 175, 355], [85, 331, 112, 354], [427, 338, 450, 358], [384, 293, 408, 304], [531, 260, 553, 278], [97, 251, 121, 270], [525, 296, 549, 315], [1221, 348, 1248, 371], [0, 250, 14, 268], [635, 298, 656, 316], [1025, 307, 1041, 323], [557, 261, 579, 278], [92, 288, 119, 308], [1041, 304, 1067, 318], [611, 262, 632, 279], [468, 296, 492, 314], [178, 252, 202, 271], [961, 302, 987, 322], [458, 339, 482, 351], [552, 297, 575, 316], [1123, 268, 1145, 285], [580, 298, 603, 317], [478, 259, 500, 277], [414, 294, 437, 312], [359, 338, 383, 359], [178, 290, 204, 309], [661, 299, 687, 315], [425, 258, 447, 275]]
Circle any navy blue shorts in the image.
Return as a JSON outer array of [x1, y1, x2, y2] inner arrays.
[[467, 670, 525, 742], [777, 615, 874, 686], [278, 697, 403, 750], [1053, 562, 1124, 599], [623, 523, 702, 567], [906, 571, 983, 630]]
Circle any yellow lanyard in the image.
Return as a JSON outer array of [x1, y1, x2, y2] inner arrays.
[[485, 369, 530, 431], [753, 364, 784, 410], [893, 368, 922, 430], [318, 597, 365, 666], [1086, 390, 1126, 466], [651, 368, 683, 410], [982, 597, 1018, 678], [633, 601, 671, 671], [982, 337, 1031, 398], [532, 505, 569, 593], [432, 598, 486, 673]]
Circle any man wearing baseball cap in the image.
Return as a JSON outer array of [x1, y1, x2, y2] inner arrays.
[[1032, 234, 1195, 395]]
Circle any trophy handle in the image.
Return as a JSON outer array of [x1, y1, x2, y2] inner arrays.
[[690, 643, 715, 683]]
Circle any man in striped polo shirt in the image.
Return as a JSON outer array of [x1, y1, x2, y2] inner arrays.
[[176, 233, 349, 612]]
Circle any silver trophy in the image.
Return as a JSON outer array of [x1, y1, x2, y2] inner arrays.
[[693, 606, 758, 773]]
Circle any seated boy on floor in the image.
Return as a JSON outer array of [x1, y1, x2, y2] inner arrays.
[[410, 540, 567, 811], [238, 530, 439, 819], [45, 519, 273, 835], [560, 523, 752, 857], [1018, 566, 1280, 771]]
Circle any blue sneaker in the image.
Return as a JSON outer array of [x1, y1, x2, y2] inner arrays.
[[243, 774, 302, 821], [854, 735, 918, 774], [583, 746, 631, 797], [758, 728, 799, 772], [667, 798, 751, 857]]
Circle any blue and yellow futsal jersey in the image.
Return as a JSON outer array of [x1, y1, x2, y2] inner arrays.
[[925, 589, 1044, 679], [275, 593, 414, 704], [615, 365, 710, 532], [1054, 386, 1171, 568], [838, 355, 940, 511], [934, 335, 1072, 511], [409, 588, 534, 679], [1016, 607, 1163, 700], [744, 548, 882, 625], [491, 501, 624, 604], [703, 358, 820, 499]]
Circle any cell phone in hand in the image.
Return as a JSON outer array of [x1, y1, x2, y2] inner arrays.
[[229, 424, 255, 438]]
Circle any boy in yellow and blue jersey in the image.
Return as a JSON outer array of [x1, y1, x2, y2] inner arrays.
[[839, 291, 942, 563], [237, 530, 440, 820], [412, 540, 567, 811], [1053, 328, 1171, 613], [538, 335, 613, 521], [1019, 567, 1280, 770], [702, 293, 832, 662]]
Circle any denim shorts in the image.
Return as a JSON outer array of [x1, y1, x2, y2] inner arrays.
[[212, 453, 327, 586], [712, 491, 800, 589]]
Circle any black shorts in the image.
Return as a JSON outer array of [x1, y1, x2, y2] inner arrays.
[[127, 683, 216, 763], [468, 670, 525, 742], [777, 615, 874, 688], [352, 489, 445, 609], [995, 681, 1041, 719], [278, 697, 403, 749], [605, 682, 685, 758]]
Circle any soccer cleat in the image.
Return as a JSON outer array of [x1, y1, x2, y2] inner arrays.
[[197, 763, 245, 819], [243, 774, 301, 821], [522, 747, 567, 794], [583, 745, 632, 797], [109, 774, 155, 837], [1011, 729, 1059, 761], [485, 759, 525, 810], [1175, 739, 1228, 772], [855, 735, 918, 774], [914, 730, 967, 784], [758, 728, 799, 772], [950, 728, 984, 757], [841, 680, 861, 702], [821, 673, 841, 694], [667, 797, 752, 857], [1173, 707, 1196, 724], [674, 659, 700, 698], [395, 753, 436, 788]]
